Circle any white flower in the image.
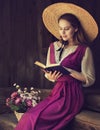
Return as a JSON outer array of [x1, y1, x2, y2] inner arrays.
[[32, 100, 37, 107]]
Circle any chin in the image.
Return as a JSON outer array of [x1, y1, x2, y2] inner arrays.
[[62, 38, 68, 41]]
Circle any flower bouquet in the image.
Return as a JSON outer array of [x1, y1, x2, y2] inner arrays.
[[6, 83, 41, 120]]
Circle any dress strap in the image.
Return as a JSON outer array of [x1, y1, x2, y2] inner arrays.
[[49, 43, 56, 64]]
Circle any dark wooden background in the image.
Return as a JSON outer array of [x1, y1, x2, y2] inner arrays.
[[0, 0, 100, 89]]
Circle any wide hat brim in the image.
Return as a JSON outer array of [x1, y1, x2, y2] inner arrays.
[[42, 3, 98, 42]]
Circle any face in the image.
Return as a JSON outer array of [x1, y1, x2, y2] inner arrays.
[[58, 19, 78, 41]]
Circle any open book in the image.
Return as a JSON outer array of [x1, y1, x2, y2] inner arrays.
[[34, 61, 70, 75]]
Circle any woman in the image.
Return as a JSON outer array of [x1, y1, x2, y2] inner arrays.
[[15, 3, 98, 130]]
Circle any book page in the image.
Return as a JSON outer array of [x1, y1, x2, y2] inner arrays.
[[34, 61, 46, 69], [46, 63, 60, 67], [35, 61, 59, 68]]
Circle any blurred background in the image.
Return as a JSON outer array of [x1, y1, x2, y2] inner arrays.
[[0, 0, 100, 89]]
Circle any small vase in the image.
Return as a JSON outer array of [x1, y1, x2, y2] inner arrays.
[[14, 111, 24, 121]]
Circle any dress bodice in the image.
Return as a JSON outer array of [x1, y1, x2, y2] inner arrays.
[[49, 43, 87, 72]]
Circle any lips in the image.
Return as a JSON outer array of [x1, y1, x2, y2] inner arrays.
[[62, 35, 67, 38], [62, 36, 68, 40]]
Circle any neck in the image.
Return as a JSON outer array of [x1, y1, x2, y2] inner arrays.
[[67, 39, 80, 46], [62, 40, 68, 46]]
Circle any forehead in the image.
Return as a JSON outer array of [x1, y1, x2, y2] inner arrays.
[[58, 19, 72, 27]]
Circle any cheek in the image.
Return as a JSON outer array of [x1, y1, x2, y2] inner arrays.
[[68, 30, 75, 37]]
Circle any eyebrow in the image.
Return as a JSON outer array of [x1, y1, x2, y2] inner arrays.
[[58, 26, 71, 28]]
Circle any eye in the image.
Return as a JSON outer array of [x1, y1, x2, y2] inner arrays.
[[59, 27, 63, 30], [64, 28, 70, 30]]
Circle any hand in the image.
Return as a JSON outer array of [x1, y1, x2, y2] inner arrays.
[[43, 70, 62, 81]]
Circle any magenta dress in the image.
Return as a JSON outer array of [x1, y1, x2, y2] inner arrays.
[[15, 44, 87, 130]]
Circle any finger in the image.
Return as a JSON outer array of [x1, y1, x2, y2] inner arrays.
[[57, 73, 62, 78], [51, 71, 57, 76], [55, 71, 62, 76]]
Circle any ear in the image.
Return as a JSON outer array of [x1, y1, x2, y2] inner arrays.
[[75, 28, 78, 32]]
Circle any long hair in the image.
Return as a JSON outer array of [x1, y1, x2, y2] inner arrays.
[[58, 13, 89, 44]]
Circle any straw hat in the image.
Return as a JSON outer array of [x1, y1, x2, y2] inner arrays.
[[42, 2, 98, 42]]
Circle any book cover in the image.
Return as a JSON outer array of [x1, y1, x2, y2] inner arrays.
[[34, 61, 70, 75]]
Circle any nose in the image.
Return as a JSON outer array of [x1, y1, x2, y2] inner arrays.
[[62, 29, 65, 34]]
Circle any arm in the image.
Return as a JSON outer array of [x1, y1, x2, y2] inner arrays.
[[68, 47, 95, 87]]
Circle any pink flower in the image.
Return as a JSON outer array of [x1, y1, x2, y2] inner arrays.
[[26, 99, 32, 107], [15, 97, 22, 105], [11, 92, 18, 99], [6, 85, 41, 112]]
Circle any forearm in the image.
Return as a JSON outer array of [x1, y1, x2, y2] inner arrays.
[[69, 69, 86, 83], [67, 67, 95, 87]]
